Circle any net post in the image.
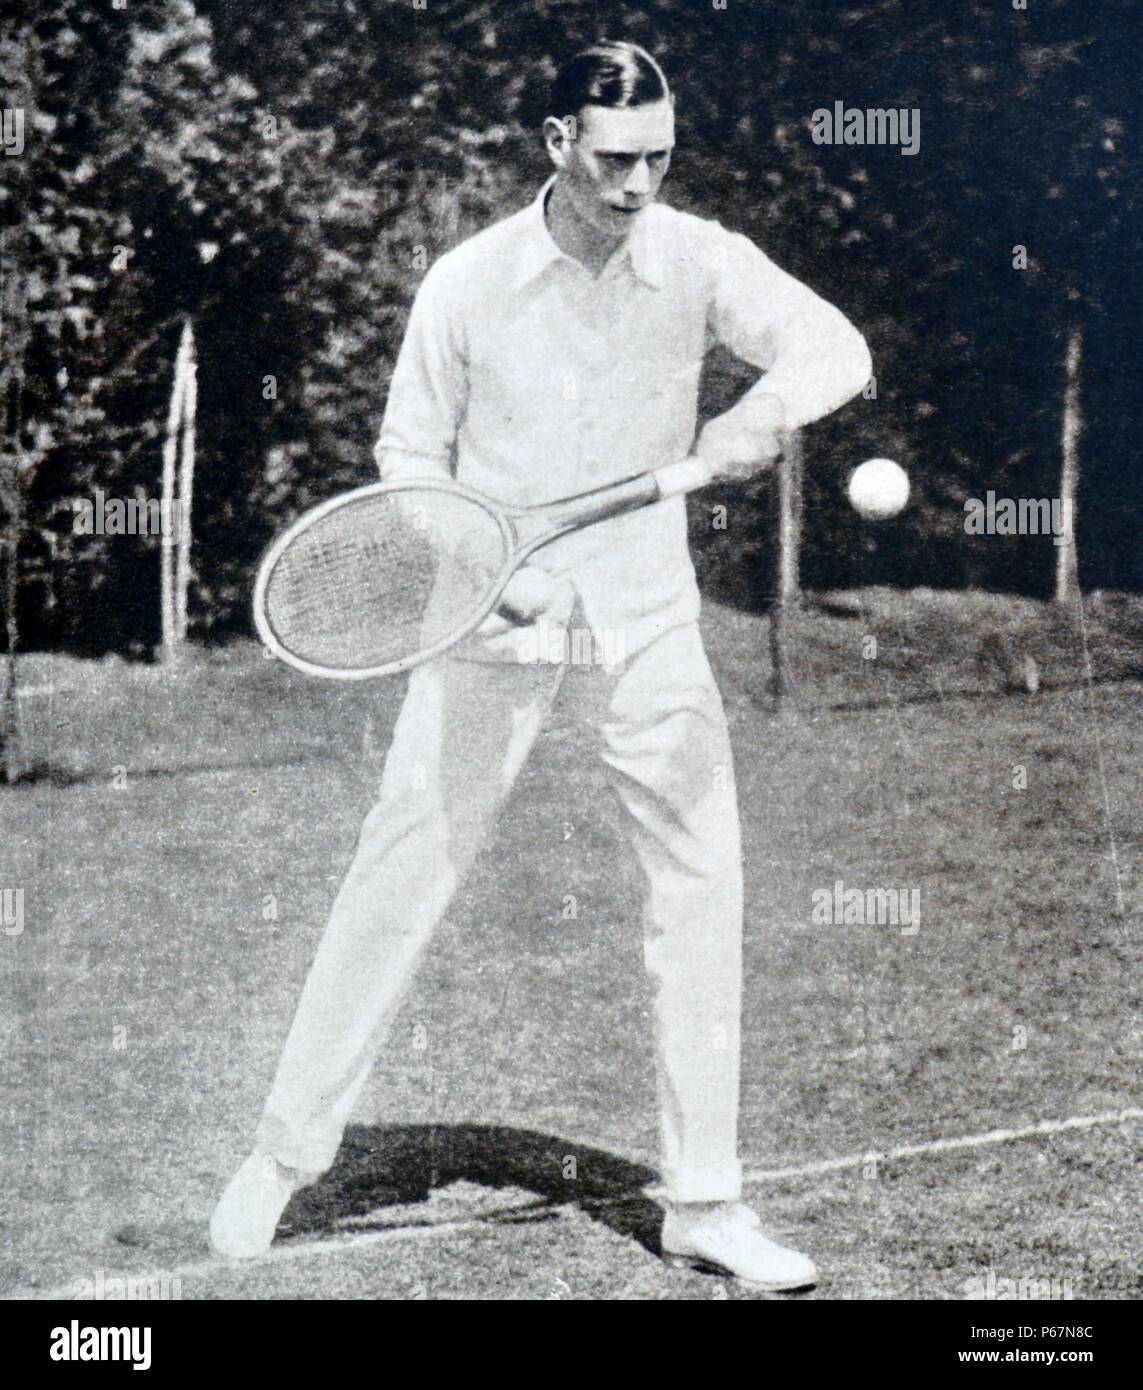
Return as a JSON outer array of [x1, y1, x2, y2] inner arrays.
[[160, 319, 194, 666], [0, 534, 21, 784], [174, 322, 197, 652], [768, 429, 803, 711], [1054, 324, 1082, 606]]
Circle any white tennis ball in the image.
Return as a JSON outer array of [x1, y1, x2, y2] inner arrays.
[[847, 458, 910, 520]]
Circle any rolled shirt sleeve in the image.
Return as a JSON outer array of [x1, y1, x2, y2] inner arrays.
[[373, 260, 468, 481], [706, 224, 873, 437]]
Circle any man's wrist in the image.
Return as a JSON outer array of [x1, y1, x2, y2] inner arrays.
[[695, 390, 787, 476], [727, 389, 786, 439]]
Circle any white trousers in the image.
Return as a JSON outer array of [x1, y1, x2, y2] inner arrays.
[[257, 616, 745, 1203]]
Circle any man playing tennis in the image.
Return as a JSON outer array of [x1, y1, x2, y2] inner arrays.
[[213, 39, 871, 1290]]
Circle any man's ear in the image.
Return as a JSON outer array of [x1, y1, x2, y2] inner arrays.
[[542, 115, 577, 169]]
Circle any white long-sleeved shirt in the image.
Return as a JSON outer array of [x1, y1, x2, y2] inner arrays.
[[376, 176, 871, 649]]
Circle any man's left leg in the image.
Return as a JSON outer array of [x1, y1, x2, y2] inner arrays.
[[597, 620, 817, 1290]]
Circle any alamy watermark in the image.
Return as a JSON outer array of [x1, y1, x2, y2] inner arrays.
[[811, 879, 920, 935], [50, 1323, 152, 1371], [2, 887, 24, 936], [516, 618, 626, 671], [2, 108, 24, 156], [73, 489, 188, 543], [72, 1268, 182, 1301], [964, 492, 1073, 546], [810, 102, 920, 156], [962, 1271, 1076, 1301]]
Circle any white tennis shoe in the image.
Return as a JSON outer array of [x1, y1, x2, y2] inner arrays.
[[662, 1202, 818, 1291], [209, 1150, 312, 1259]]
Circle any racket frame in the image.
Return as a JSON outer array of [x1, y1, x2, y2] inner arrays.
[[254, 460, 712, 680]]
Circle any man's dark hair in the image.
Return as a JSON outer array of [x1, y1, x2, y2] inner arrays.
[[549, 40, 670, 120]]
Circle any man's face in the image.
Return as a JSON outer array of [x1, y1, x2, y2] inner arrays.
[[552, 99, 675, 237]]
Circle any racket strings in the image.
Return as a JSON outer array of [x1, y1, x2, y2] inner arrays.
[[262, 491, 507, 671]]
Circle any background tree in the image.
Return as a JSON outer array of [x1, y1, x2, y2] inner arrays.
[[2, 0, 1137, 660]]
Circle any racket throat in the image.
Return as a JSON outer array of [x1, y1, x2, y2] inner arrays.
[[520, 471, 663, 543]]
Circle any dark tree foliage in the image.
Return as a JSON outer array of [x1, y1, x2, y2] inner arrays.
[[2, 0, 1138, 652]]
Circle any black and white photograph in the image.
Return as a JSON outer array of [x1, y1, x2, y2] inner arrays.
[[2, 0, 1139, 1327]]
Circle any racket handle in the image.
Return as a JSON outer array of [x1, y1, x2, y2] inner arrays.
[[652, 456, 715, 499]]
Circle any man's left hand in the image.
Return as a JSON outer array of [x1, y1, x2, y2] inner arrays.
[[694, 393, 786, 483]]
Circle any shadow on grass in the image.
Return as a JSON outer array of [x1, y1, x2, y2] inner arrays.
[[279, 1122, 664, 1254]]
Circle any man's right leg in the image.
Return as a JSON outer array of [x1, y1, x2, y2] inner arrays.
[[212, 652, 562, 1255]]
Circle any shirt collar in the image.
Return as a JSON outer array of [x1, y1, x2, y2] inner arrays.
[[511, 175, 665, 291]]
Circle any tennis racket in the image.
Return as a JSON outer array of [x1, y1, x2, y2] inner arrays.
[[253, 456, 714, 680]]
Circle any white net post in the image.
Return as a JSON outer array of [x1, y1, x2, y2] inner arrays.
[[1055, 325, 1082, 606], [160, 319, 194, 662], [174, 325, 197, 648], [769, 429, 804, 708]]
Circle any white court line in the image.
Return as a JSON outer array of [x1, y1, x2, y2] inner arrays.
[[19, 1205, 562, 1301], [743, 1106, 1142, 1182], [17, 1106, 1141, 1300]]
